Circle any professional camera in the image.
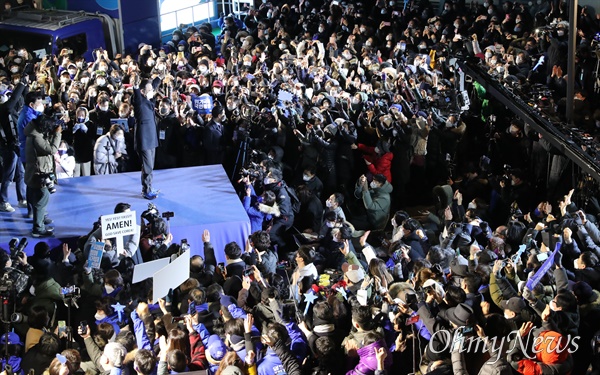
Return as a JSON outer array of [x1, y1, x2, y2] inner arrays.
[[8, 238, 27, 262], [141, 203, 160, 222], [41, 173, 57, 194], [52, 112, 68, 131]]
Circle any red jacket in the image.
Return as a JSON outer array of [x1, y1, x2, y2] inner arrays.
[[357, 144, 393, 183], [189, 331, 208, 370]]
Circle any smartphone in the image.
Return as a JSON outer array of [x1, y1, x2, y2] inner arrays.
[[79, 320, 88, 335], [217, 262, 225, 273], [177, 51, 184, 59], [400, 42, 406, 51], [537, 252, 549, 262], [58, 320, 66, 337], [405, 315, 420, 325]]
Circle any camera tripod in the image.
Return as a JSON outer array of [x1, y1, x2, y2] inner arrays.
[[62, 293, 80, 349], [231, 136, 250, 180]]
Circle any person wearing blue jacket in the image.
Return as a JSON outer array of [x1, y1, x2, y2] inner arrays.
[[17, 91, 44, 217], [242, 182, 280, 233]]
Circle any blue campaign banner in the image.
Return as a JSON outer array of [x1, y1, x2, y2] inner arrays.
[[87, 241, 104, 269], [192, 94, 214, 115], [526, 242, 561, 291]]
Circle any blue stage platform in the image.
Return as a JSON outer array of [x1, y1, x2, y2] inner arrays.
[[0, 165, 251, 262]]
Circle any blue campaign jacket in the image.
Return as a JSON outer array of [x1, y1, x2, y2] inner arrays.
[[257, 348, 287, 375], [18, 105, 40, 162]]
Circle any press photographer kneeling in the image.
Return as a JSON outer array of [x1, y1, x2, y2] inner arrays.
[[24, 114, 62, 238]]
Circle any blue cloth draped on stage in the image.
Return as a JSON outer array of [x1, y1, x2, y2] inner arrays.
[[0, 165, 251, 263]]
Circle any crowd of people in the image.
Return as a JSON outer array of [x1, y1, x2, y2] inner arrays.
[[0, 0, 600, 374]]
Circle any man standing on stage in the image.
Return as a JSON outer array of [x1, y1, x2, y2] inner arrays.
[[132, 74, 160, 200], [24, 115, 61, 237]]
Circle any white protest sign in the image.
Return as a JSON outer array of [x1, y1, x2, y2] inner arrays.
[[152, 251, 190, 303], [132, 257, 170, 284], [101, 211, 137, 254]]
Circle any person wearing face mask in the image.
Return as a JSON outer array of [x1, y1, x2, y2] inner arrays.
[[325, 193, 346, 222], [17, 92, 45, 219], [54, 140, 75, 179], [355, 140, 393, 184], [263, 168, 295, 250], [202, 105, 227, 165], [132, 76, 161, 199], [89, 97, 117, 140], [297, 166, 323, 198], [24, 114, 63, 238], [155, 98, 178, 170], [93, 124, 127, 175], [211, 80, 226, 107], [71, 107, 97, 177], [295, 185, 324, 234], [351, 174, 393, 231]]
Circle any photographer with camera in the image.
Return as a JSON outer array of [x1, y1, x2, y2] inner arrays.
[[139, 204, 174, 262], [24, 114, 62, 238]]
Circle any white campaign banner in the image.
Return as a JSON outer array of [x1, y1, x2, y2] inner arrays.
[[152, 251, 190, 302]]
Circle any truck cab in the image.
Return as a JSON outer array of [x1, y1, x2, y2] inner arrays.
[[0, 9, 121, 60]]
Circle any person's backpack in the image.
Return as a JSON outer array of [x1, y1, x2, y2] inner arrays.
[[283, 184, 301, 215]]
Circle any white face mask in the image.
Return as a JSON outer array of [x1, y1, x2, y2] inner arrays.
[[279, 43, 287, 50], [214, 88, 222, 95], [557, 30, 565, 36], [76, 61, 83, 68], [264, 177, 275, 185], [303, 174, 312, 181], [119, 112, 128, 118], [95, 312, 107, 321], [488, 8, 493, 14], [467, 202, 477, 210], [244, 61, 252, 66], [60, 77, 69, 84], [10, 67, 18, 73], [178, 61, 185, 67], [34, 104, 44, 113], [81, 77, 89, 85], [97, 79, 106, 86], [326, 200, 333, 208], [326, 221, 335, 228], [485, 52, 492, 59], [515, 57, 523, 65], [99, 65, 107, 72], [504, 312, 513, 320], [391, 218, 397, 227], [199, 66, 208, 73], [157, 64, 165, 71], [351, 97, 360, 105], [146, 91, 155, 99], [370, 181, 379, 189], [104, 285, 115, 294]]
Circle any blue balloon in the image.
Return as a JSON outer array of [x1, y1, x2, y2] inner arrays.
[[95, 0, 119, 11]]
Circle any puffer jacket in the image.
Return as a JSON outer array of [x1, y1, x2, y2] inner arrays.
[[357, 144, 393, 183], [24, 118, 61, 187], [452, 349, 513, 375], [354, 180, 393, 229], [93, 133, 125, 174], [346, 339, 390, 375]]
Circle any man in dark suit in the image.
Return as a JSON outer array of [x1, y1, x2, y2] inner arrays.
[[132, 76, 160, 200], [202, 105, 226, 165]]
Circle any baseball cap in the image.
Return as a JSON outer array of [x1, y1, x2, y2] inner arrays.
[[342, 263, 365, 283], [500, 297, 526, 314], [206, 334, 227, 362]]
